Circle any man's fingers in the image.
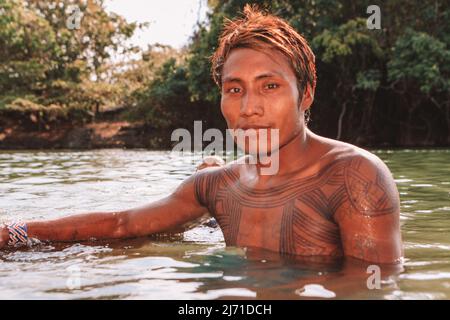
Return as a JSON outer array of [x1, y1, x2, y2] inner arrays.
[[196, 155, 225, 171]]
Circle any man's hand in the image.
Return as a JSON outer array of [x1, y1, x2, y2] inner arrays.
[[196, 155, 225, 171], [0, 225, 8, 249]]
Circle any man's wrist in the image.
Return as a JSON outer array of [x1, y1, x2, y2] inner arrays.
[[2, 221, 39, 247]]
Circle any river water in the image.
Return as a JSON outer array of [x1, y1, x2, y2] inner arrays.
[[0, 149, 449, 299]]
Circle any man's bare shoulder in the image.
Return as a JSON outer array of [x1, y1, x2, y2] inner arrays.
[[317, 136, 399, 217], [315, 134, 390, 172], [314, 135, 399, 206], [190, 160, 241, 209]]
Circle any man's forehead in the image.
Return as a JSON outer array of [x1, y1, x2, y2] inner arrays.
[[222, 47, 294, 81]]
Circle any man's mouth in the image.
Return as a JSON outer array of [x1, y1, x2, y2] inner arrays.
[[237, 125, 272, 130]]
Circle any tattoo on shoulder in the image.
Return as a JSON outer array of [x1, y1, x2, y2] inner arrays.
[[193, 167, 242, 244], [342, 156, 399, 217], [193, 168, 222, 213]]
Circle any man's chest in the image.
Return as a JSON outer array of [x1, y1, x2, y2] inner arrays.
[[196, 159, 353, 256], [211, 179, 345, 256]]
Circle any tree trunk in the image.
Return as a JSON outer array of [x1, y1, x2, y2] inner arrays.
[[336, 103, 347, 141]]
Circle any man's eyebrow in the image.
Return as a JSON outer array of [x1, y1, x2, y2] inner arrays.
[[222, 76, 243, 83], [254, 71, 285, 80], [222, 71, 285, 83]]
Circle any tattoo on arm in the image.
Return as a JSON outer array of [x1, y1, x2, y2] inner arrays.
[[343, 157, 398, 217], [334, 156, 401, 262], [194, 169, 242, 244]]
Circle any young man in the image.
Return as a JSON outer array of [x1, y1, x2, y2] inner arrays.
[[0, 6, 402, 264]]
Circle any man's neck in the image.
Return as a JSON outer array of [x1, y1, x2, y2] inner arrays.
[[245, 127, 313, 184]]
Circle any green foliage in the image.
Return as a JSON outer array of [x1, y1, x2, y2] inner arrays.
[[0, 0, 139, 125], [388, 29, 450, 95], [355, 70, 381, 91], [312, 18, 383, 63], [129, 58, 195, 130], [113, 44, 183, 108], [0, 0, 58, 91]]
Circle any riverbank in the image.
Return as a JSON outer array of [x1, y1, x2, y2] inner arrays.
[[0, 118, 172, 150]]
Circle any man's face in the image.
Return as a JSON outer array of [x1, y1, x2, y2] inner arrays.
[[220, 47, 309, 155]]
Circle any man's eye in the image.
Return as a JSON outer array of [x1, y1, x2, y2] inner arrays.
[[227, 87, 241, 94], [265, 83, 279, 90]]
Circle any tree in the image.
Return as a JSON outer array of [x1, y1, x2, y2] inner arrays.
[[0, 0, 141, 127]]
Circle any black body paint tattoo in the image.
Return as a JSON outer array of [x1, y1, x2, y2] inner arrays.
[[194, 156, 396, 257]]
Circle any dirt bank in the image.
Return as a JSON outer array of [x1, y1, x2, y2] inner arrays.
[[0, 119, 170, 150]]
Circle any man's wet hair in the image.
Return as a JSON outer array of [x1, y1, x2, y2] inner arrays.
[[211, 4, 317, 124]]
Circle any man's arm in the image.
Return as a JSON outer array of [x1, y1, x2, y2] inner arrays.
[[0, 170, 215, 247], [334, 154, 403, 264]]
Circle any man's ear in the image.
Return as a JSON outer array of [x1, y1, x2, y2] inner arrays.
[[299, 84, 314, 111]]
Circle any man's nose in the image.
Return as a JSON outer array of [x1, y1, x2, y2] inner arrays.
[[240, 91, 264, 117]]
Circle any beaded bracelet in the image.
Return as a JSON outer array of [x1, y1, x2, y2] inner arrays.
[[3, 221, 41, 247], [5, 222, 29, 246]]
